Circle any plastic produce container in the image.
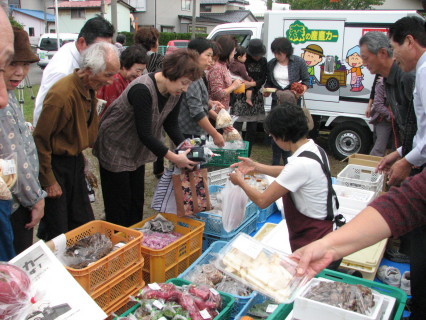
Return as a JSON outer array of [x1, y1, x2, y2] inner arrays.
[[64, 220, 143, 294], [130, 213, 204, 283], [179, 241, 256, 318], [214, 233, 308, 303]]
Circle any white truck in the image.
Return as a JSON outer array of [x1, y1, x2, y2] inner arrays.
[[207, 10, 422, 159]]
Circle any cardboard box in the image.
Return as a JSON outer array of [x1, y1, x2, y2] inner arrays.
[[345, 154, 383, 168]]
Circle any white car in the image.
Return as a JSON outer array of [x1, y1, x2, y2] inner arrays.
[[37, 33, 78, 69]]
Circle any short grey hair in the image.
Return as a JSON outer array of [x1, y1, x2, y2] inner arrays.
[[80, 42, 119, 74], [359, 32, 393, 57]]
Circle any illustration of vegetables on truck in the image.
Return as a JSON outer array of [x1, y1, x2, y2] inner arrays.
[[318, 55, 347, 92]]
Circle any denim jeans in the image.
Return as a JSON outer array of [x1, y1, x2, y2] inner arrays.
[[0, 199, 15, 260]]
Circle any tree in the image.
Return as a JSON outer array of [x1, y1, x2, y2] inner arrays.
[[281, 0, 385, 10]]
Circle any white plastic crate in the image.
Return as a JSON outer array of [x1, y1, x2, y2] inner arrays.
[[207, 167, 233, 186], [338, 206, 361, 223], [333, 184, 375, 211], [337, 164, 384, 194], [293, 278, 386, 320]]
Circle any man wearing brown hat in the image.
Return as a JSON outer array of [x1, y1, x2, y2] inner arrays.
[[301, 44, 324, 87], [0, 27, 46, 254]]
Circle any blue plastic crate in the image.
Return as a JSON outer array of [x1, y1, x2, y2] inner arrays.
[[234, 293, 291, 319], [194, 185, 258, 237], [256, 202, 278, 224], [179, 241, 256, 319], [202, 213, 258, 251]]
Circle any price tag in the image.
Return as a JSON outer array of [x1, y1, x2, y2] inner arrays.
[[209, 288, 219, 296], [232, 236, 262, 259], [148, 282, 162, 290], [266, 304, 278, 313], [199, 309, 211, 319], [153, 300, 164, 310], [1, 159, 16, 175]]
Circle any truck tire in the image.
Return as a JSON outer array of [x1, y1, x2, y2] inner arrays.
[[329, 123, 372, 160], [325, 78, 340, 92]]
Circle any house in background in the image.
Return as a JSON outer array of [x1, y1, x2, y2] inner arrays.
[[10, 7, 55, 46], [179, 0, 256, 34], [130, 0, 200, 33], [49, 0, 134, 33]]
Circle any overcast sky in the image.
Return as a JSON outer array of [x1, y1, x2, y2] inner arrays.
[[247, 0, 268, 14]]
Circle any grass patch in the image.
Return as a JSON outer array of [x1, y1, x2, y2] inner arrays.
[[14, 83, 39, 124]]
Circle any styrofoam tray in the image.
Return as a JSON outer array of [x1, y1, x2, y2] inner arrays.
[[286, 293, 395, 320], [293, 278, 385, 320]]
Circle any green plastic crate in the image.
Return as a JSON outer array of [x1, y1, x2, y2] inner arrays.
[[234, 293, 293, 319], [206, 141, 249, 167], [115, 278, 235, 320]]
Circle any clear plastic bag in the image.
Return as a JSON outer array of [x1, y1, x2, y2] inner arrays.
[[62, 232, 113, 269], [215, 109, 237, 129], [0, 153, 18, 190], [223, 128, 242, 142], [221, 179, 249, 232]]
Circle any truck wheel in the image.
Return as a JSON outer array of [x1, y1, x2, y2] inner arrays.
[[329, 123, 372, 160], [325, 78, 340, 92]]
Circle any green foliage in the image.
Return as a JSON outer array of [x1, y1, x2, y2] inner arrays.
[[158, 32, 208, 46], [9, 16, 23, 29], [117, 31, 208, 47], [282, 0, 385, 10]]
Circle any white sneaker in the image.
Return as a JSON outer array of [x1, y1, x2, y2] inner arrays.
[[377, 265, 401, 287], [400, 271, 411, 295]]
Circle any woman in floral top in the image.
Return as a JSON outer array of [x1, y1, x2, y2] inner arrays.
[[206, 35, 242, 110]]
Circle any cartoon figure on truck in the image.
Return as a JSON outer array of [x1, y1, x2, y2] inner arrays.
[[207, 10, 424, 160], [301, 44, 324, 88]]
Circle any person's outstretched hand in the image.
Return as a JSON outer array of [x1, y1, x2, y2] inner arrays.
[[230, 156, 256, 175], [290, 239, 337, 279], [174, 149, 199, 170]]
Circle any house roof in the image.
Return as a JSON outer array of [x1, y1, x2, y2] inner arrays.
[[51, 0, 134, 10], [200, 0, 249, 5], [180, 9, 256, 24], [11, 8, 55, 22]]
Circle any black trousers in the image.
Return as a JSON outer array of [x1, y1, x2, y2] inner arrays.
[[272, 140, 291, 165], [100, 164, 145, 227], [233, 121, 257, 157], [37, 153, 94, 241], [408, 225, 426, 319], [10, 205, 33, 254]]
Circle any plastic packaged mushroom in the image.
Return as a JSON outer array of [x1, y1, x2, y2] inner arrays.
[[215, 233, 308, 303]]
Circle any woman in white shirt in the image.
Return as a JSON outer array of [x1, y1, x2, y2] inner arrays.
[[229, 103, 339, 254], [264, 37, 310, 165]]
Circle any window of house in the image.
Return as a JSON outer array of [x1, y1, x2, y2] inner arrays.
[[161, 26, 174, 33], [188, 26, 207, 34], [71, 8, 86, 19], [200, 5, 211, 12], [181, 0, 191, 11], [28, 27, 35, 37]]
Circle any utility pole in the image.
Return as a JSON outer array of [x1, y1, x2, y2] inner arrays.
[[54, 0, 60, 49], [44, 0, 48, 33], [100, 0, 105, 17], [111, 0, 117, 40], [191, 0, 196, 39]]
